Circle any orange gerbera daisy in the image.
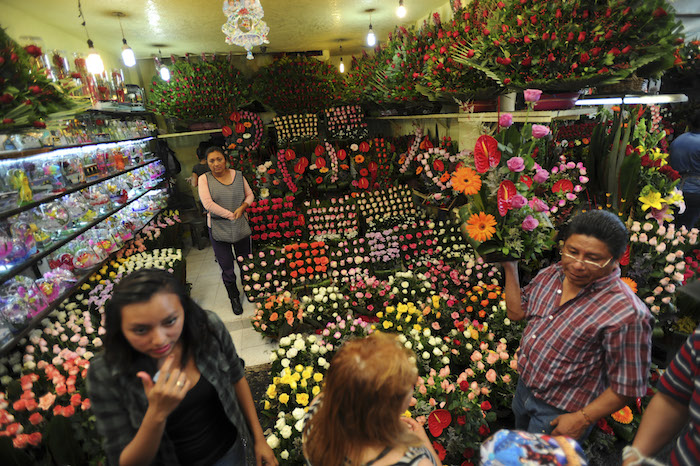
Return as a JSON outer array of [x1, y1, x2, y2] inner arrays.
[[465, 212, 496, 242], [354, 155, 365, 164], [416, 166, 423, 175], [611, 406, 633, 424], [440, 172, 451, 183], [452, 167, 482, 195], [621, 277, 638, 294]]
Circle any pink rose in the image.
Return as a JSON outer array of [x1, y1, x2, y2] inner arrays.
[[522, 215, 539, 231], [485, 369, 498, 383], [502, 374, 512, 383], [532, 124, 551, 139], [529, 197, 549, 212], [499, 113, 513, 127], [486, 352, 499, 365], [524, 89, 543, 102], [507, 157, 525, 172], [533, 169, 549, 183], [511, 194, 528, 209], [38, 393, 56, 411], [470, 351, 483, 362]]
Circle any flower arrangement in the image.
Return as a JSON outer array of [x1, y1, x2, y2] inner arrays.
[[328, 238, 371, 280], [395, 221, 437, 265], [252, 55, 345, 115], [356, 186, 417, 226], [147, 58, 251, 119], [275, 148, 302, 195], [323, 105, 368, 140], [239, 249, 290, 303], [247, 196, 305, 244], [386, 271, 434, 306], [251, 292, 304, 339], [283, 242, 330, 287], [415, 138, 464, 208], [223, 109, 264, 157], [374, 301, 427, 336], [430, 220, 472, 264], [453, 92, 558, 261], [300, 286, 349, 325], [316, 314, 374, 350], [456, 0, 684, 91], [366, 229, 401, 271], [344, 275, 393, 316], [303, 196, 358, 242], [272, 114, 319, 145]]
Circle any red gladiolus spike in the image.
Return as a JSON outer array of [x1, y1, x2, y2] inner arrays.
[[497, 180, 517, 216], [473, 135, 501, 173]]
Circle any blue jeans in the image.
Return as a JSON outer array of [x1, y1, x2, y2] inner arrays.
[[212, 437, 246, 466], [512, 380, 594, 442]]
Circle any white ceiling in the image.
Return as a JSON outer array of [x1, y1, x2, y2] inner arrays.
[[1, 0, 450, 59]]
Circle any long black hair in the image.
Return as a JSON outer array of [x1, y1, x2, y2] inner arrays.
[[102, 269, 213, 372]]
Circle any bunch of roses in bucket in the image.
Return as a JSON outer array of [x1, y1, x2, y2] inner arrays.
[[251, 291, 304, 339], [303, 195, 358, 242], [283, 242, 330, 287], [300, 286, 350, 326], [272, 114, 320, 146], [343, 274, 393, 317], [427, 220, 472, 264], [385, 270, 434, 306], [247, 196, 305, 244], [356, 186, 418, 226], [393, 220, 438, 265], [366, 229, 401, 273], [452, 90, 557, 262], [373, 302, 428, 342], [323, 105, 368, 140], [329, 238, 372, 280], [315, 314, 374, 351]]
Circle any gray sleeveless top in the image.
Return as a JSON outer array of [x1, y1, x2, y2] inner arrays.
[[205, 170, 251, 243]]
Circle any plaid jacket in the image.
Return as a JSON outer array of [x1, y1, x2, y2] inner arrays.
[[87, 310, 250, 465], [519, 263, 652, 412]]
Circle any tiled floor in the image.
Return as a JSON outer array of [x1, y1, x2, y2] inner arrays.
[[185, 246, 278, 366]]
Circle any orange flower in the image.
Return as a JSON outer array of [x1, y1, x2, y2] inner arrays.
[[354, 155, 365, 164], [399, 155, 407, 165], [611, 406, 634, 424], [320, 167, 329, 173], [416, 166, 423, 175], [285, 310, 294, 324], [340, 164, 349, 170], [621, 277, 638, 294], [452, 167, 482, 195], [440, 172, 451, 183], [269, 312, 278, 322], [465, 212, 497, 242]]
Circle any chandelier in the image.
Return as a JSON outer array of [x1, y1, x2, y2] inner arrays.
[[222, 0, 270, 60]]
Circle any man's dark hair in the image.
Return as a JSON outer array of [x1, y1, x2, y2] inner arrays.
[[195, 141, 210, 161], [559, 210, 629, 259], [102, 269, 219, 372]]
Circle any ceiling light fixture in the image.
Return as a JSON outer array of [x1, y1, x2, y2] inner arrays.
[[78, 0, 104, 74], [367, 12, 376, 47], [339, 45, 345, 73], [397, 0, 407, 18], [156, 49, 171, 82], [115, 12, 136, 68]]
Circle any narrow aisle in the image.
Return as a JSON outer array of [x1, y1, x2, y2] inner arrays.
[[186, 245, 278, 366]]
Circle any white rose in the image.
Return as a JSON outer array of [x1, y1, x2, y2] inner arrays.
[[318, 357, 327, 367], [277, 349, 286, 356], [270, 352, 278, 362], [266, 434, 280, 449], [294, 339, 305, 350], [295, 418, 305, 432], [280, 337, 291, 347], [292, 407, 305, 420], [280, 450, 289, 460], [281, 358, 290, 368], [504, 318, 511, 326], [280, 425, 293, 439], [275, 417, 287, 429], [422, 351, 430, 360]]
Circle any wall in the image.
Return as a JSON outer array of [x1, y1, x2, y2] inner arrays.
[[2, 2, 121, 73]]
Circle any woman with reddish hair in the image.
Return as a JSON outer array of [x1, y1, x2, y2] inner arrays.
[[302, 332, 442, 466]]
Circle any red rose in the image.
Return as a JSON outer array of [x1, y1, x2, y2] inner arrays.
[[480, 401, 492, 411], [580, 53, 590, 64], [28, 85, 41, 95], [457, 415, 466, 425], [2, 118, 14, 125], [0, 93, 14, 104], [478, 425, 490, 437], [24, 44, 43, 57], [653, 8, 667, 17]]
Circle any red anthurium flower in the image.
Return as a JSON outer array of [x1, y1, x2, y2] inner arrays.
[[285, 149, 296, 161], [229, 111, 241, 122], [294, 160, 306, 175], [315, 145, 325, 157], [235, 123, 245, 134], [359, 177, 369, 189], [368, 161, 378, 173], [337, 149, 347, 161], [497, 180, 517, 216], [359, 141, 370, 152], [520, 174, 533, 188], [474, 135, 501, 173], [222, 126, 232, 137], [432, 442, 447, 461], [552, 179, 574, 193], [428, 409, 452, 437], [315, 157, 326, 169], [619, 245, 630, 266], [433, 159, 445, 172]]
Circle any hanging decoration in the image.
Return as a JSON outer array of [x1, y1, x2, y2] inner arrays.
[[221, 0, 270, 60]]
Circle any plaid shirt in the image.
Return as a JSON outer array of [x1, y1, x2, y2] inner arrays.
[[518, 263, 652, 412], [657, 325, 700, 465], [87, 311, 251, 466]]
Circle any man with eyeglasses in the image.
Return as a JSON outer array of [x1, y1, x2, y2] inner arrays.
[[502, 210, 652, 441]]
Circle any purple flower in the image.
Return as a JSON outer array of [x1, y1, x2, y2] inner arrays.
[[529, 197, 549, 212], [524, 89, 543, 102], [533, 169, 549, 183], [511, 194, 528, 208], [498, 113, 513, 127], [507, 157, 525, 172], [532, 124, 551, 139], [522, 215, 539, 231]]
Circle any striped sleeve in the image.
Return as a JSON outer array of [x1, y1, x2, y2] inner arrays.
[[657, 328, 700, 405]]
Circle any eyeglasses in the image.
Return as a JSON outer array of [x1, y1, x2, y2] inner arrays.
[[561, 251, 612, 269]]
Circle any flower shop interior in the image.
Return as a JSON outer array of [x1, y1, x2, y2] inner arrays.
[[1, 0, 700, 464]]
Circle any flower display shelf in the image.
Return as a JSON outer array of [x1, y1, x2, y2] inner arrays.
[[0, 158, 158, 221], [0, 180, 164, 287], [0, 208, 163, 356], [0, 136, 154, 160]]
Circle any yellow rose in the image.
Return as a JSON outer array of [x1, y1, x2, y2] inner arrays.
[[413, 324, 422, 331], [300, 380, 307, 388], [266, 385, 277, 398], [431, 295, 441, 309], [397, 303, 408, 314], [382, 321, 393, 329], [313, 373, 323, 383], [296, 393, 309, 406], [295, 364, 304, 373], [312, 386, 320, 396], [279, 393, 290, 404], [302, 369, 312, 380], [470, 329, 479, 339], [403, 410, 412, 418], [385, 306, 394, 314], [273, 377, 281, 384], [264, 400, 271, 410], [292, 373, 301, 382], [376, 312, 384, 318]]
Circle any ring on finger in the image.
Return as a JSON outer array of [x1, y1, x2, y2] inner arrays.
[[176, 380, 184, 388]]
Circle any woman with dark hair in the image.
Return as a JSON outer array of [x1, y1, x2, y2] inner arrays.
[[87, 269, 277, 466], [198, 146, 254, 315], [302, 332, 442, 466], [189, 141, 212, 188]]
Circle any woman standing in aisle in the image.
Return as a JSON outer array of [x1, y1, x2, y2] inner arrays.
[[87, 269, 277, 466], [303, 332, 442, 466], [198, 146, 253, 315]]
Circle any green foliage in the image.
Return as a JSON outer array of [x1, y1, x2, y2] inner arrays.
[[146, 59, 251, 119]]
